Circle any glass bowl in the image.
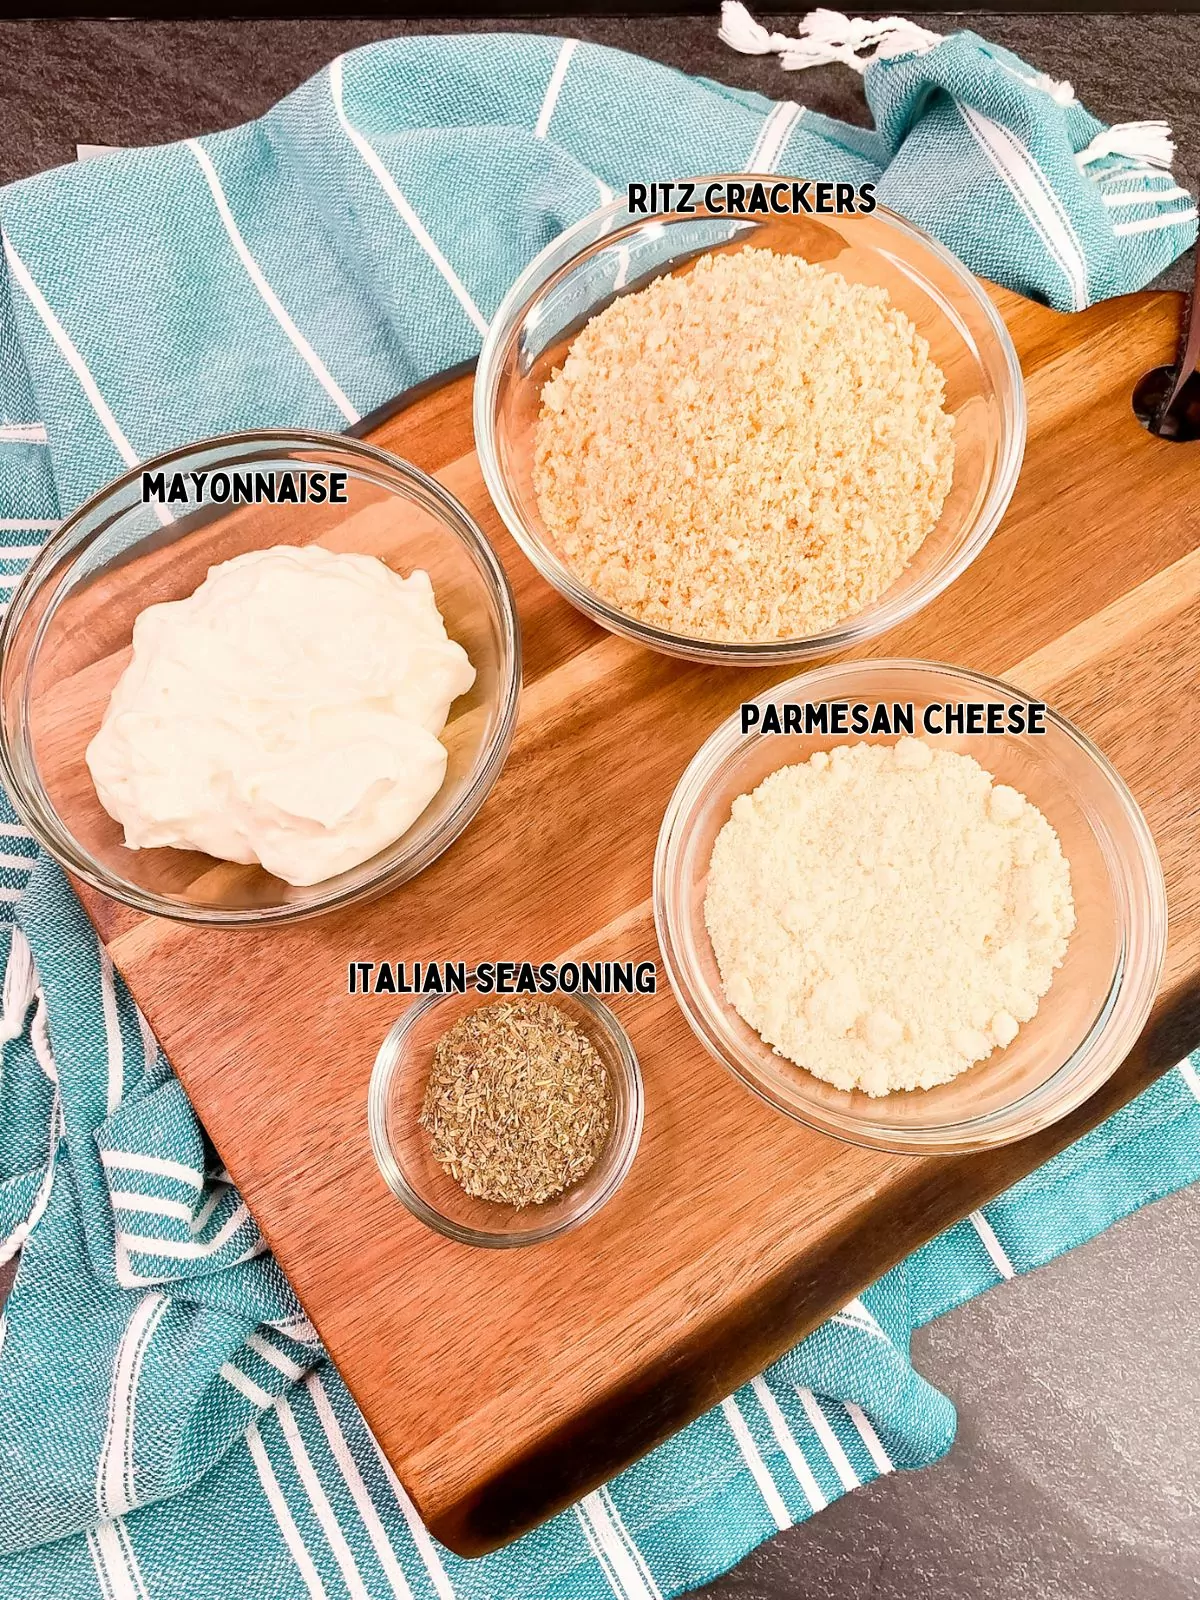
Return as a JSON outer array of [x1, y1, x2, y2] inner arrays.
[[474, 184, 1025, 666], [0, 431, 521, 926], [367, 982, 644, 1247], [654, 660, 1166, 1154]]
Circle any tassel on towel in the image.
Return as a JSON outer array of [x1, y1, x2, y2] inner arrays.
[[719, 4, 1175, 173], [718, 3, 941, 73], [1075, 120, 1176, 171], [0, 926, 36, 1045], [718, 2, 1072, 98]]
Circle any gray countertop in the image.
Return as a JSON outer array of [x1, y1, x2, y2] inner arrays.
[[1, 15, 1197, 1600]]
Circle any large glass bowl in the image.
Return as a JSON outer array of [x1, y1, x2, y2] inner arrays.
[[654, 660, 1166, 1153], [474, 186, 1025, 666], [0, 431, 521, 926]]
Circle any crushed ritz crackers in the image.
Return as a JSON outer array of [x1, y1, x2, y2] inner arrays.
[[533, 247, 955, 643]]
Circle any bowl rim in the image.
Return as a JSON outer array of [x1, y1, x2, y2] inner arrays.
[[653, 657, 1168, 1154], [367, 985, 645, 1247], [0, 427, 523, 927], [474, 182, 1028, 666]]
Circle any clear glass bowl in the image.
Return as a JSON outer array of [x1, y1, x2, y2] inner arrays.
[[368, 982, 644, 1247], [654, 660, 1166, 1154], [0, 431, 521, 926], [474, 185, 1025, 666]]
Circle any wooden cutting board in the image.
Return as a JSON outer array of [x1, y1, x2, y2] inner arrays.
[[74, 284, 1200, 1557]]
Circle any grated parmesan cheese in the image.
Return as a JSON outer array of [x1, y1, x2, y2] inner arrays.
[[533, 247, 955, 643], [704, 739, 1076, 1095]]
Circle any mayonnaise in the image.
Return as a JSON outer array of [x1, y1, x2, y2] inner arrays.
[[86, 544, 476, 886]]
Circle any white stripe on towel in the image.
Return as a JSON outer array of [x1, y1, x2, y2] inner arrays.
[[579, 1490, 661, 1600], [113, 1519, 152, 1600], [277, 1397, 372, 1600], [599, 1486, 662, 1600], [307, 1373, 416, 1600], [1103, 184, 1193, 208], [184, 139, 359, 424], [109, 1186, 226, 1233], [86, 1530, 116, 1600], [721, 1396, 791, 1529], [958, 103, 1088, 311], [845, 1400, 893, 1474], [798, 1387, 860, 1490], [99, 1149, 205, 1188], [746, 100, 803, 174], [575, 1504, 627, 1600], [248, 1423, 329, 1600], [363, 1420, 456, 1600], [222, 1361, 274, 1410], [248, 1331, 308, 1382], [114, 1244, 160, 1290], [120, 1200, 252, 1260], [97, 1291, 168, 1519], [92, 1519, 145, 1600], [120, 1299, 166, 1517], [271, 1310, 322, 1346], [108, 1191, 190, 1224], [91, 1523, 128, 1600], [750, 1374, 827, 1511], [1, 236, 170, 525], [535, 38, 577, 138], [835, 1296, 888, 1341], [329, 54, 488, 337], [1114, 207, 1198, 237], [0, 422, 47, 442], [970, 1208, 1015, 1278], [1, 236, 141, 469], [1101, 168, 1176, 197], [1178, 1058, 1200, 1101]]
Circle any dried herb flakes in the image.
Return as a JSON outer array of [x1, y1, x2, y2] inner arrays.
[[420, 999, 613, 1207]]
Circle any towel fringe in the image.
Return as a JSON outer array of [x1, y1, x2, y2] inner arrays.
[[1016, 68, 1076, 108], [719, 5, 1074, 106], [719, 3, 941, 74], [31, 992, 57, 1084], [0, 926, 37, 1045], [1077, 120, 1176, 172]]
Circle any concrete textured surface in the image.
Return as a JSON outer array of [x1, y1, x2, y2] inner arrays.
[[694, 1185, 1200, 1600], [0, 13, 1197, 1599]]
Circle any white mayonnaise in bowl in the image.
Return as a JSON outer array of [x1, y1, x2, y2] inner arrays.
[[0, 432, 521, 925]]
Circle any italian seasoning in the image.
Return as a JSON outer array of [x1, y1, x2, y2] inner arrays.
[[420, 1000, 613, 1207]]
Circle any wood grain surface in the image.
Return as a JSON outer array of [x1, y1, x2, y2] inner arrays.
[[71, 284, 1200, 1557]]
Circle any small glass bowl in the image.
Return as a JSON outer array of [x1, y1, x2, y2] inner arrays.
[[368, 983, 644, 1247], [474, 184, 1025, 666], [0, 431, 521, 926], [654, 659, 1167, 1154]]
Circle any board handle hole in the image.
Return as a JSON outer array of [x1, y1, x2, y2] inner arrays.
[[1134, 365, 1200, 441]]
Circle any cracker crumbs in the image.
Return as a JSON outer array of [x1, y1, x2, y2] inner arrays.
[[533, 247, 956, 643], [419, 1000, 612, 1207]]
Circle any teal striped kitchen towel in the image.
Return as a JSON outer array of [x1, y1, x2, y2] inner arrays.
[[0, 17, 1197, 1600]]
